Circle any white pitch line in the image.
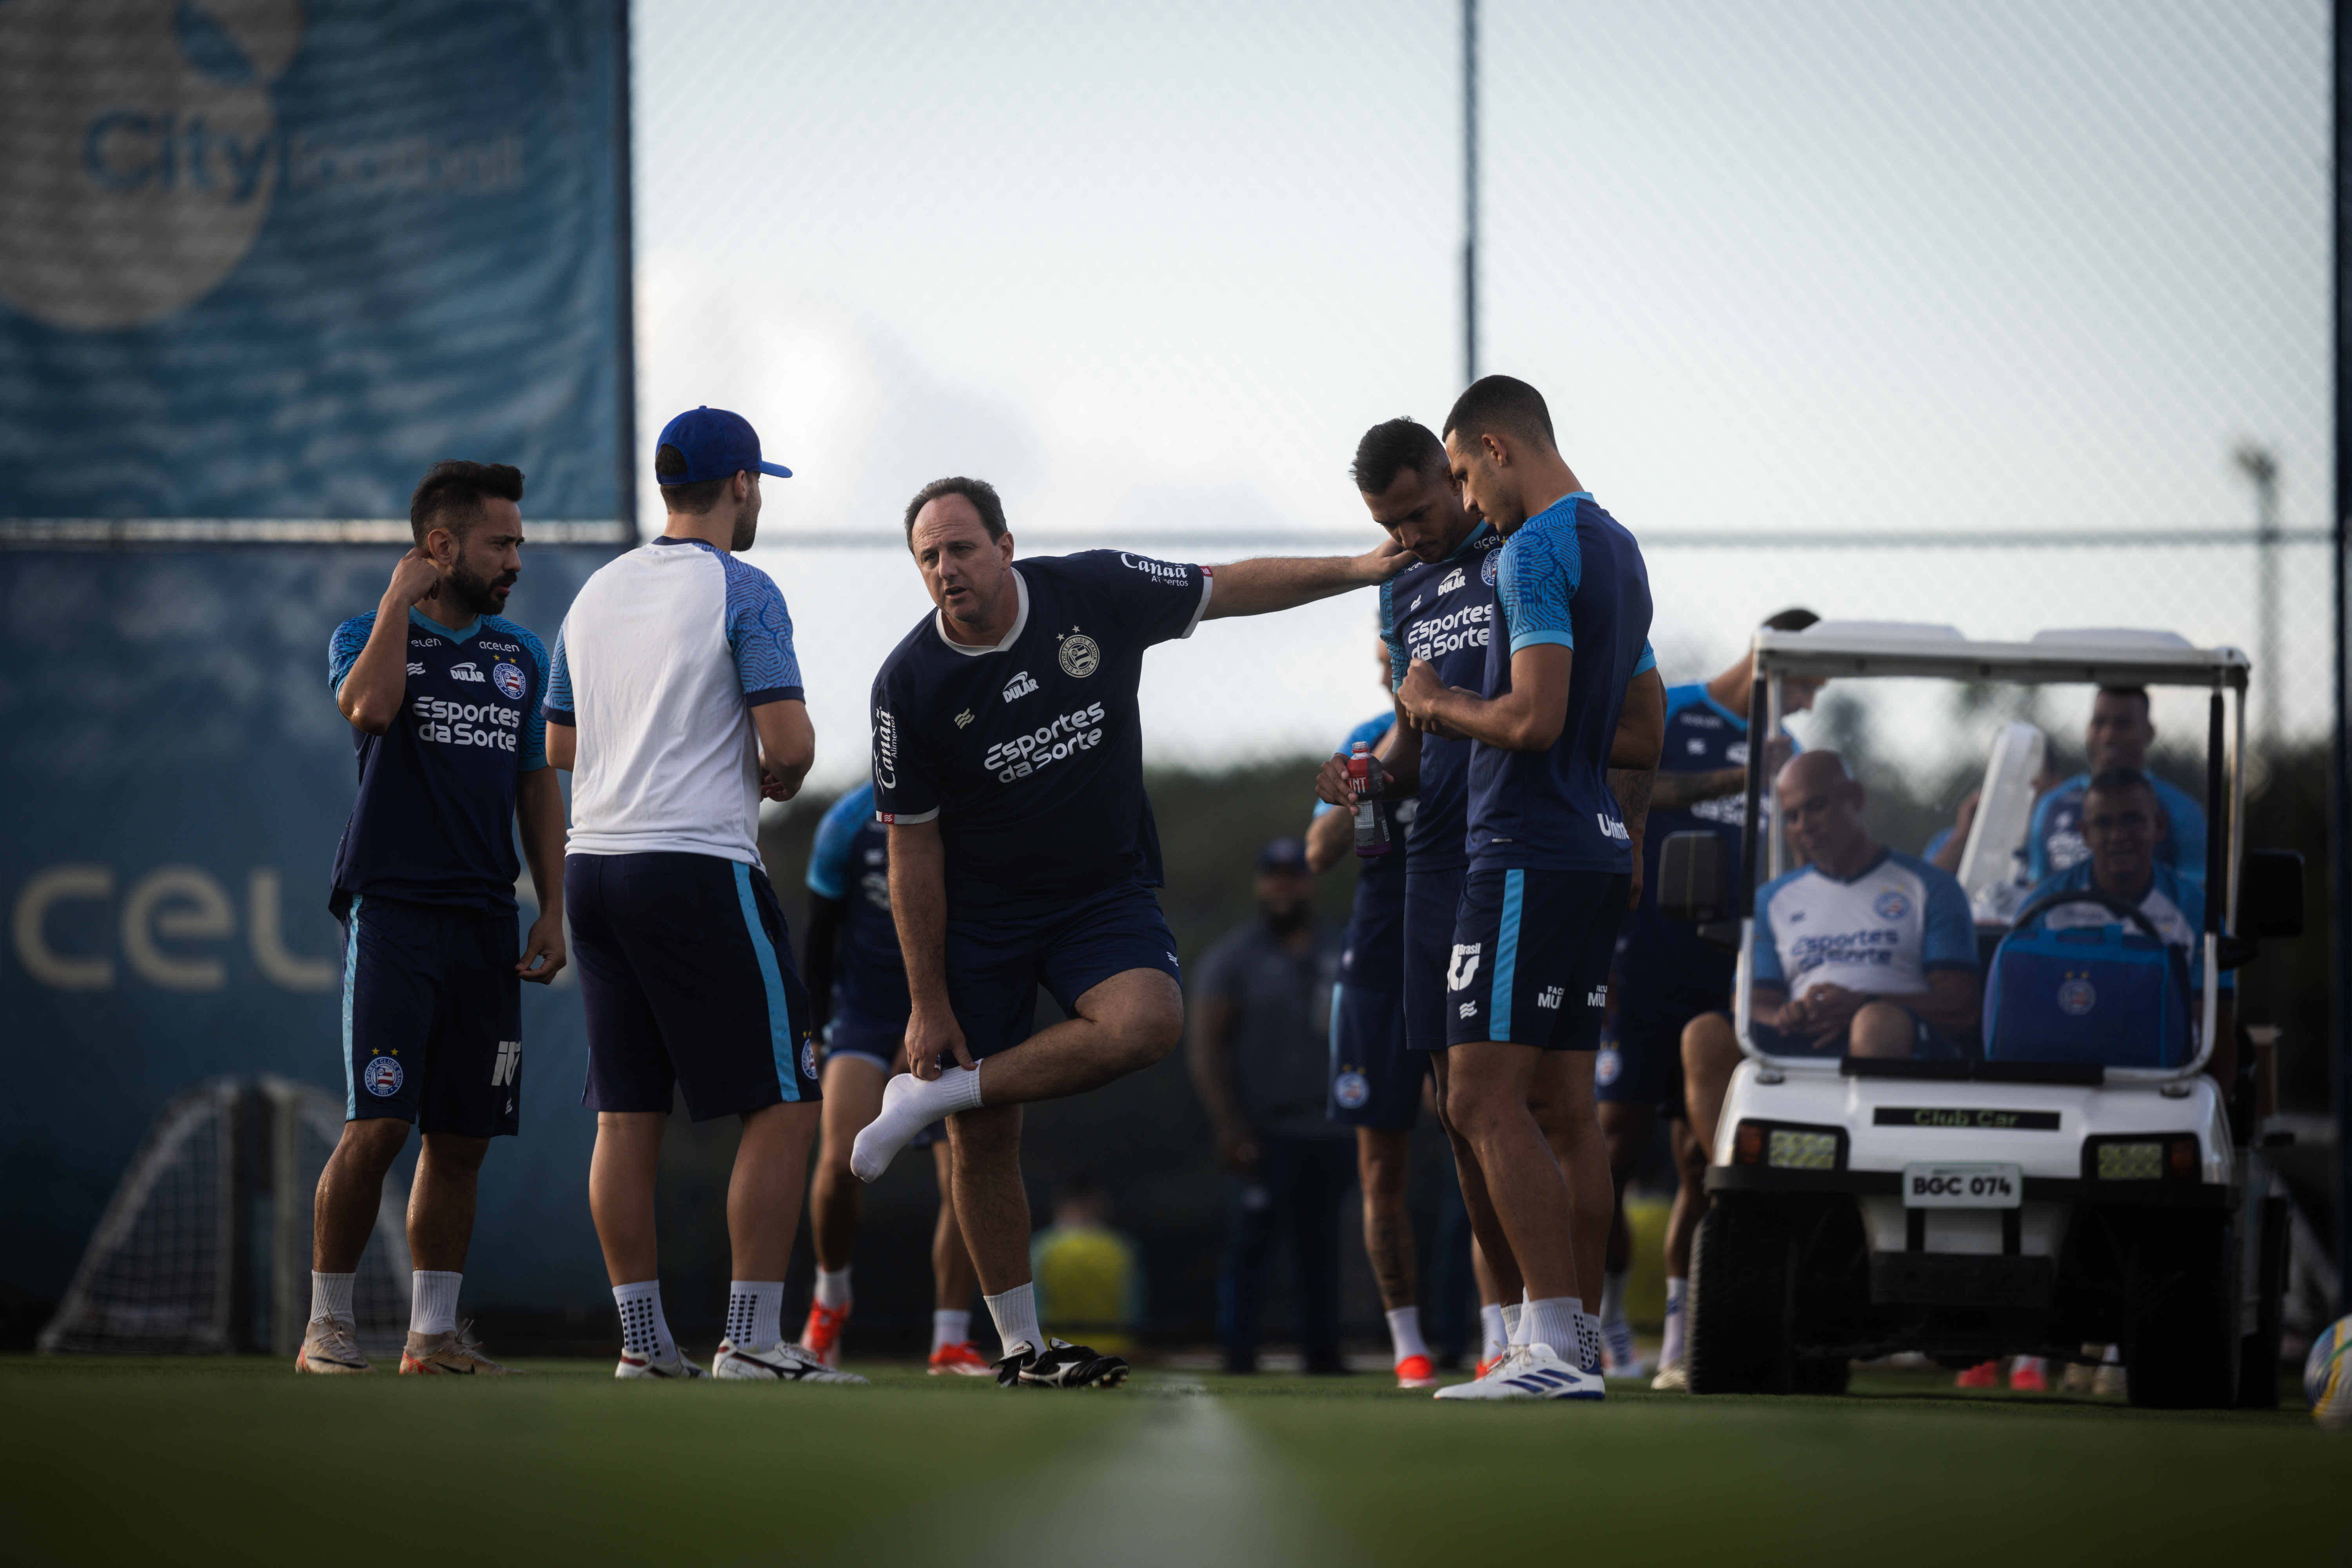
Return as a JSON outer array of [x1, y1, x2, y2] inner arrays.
[[987, 1387, 1330, 1568]]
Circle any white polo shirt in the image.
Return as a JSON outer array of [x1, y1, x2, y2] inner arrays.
[[544, 536, 802, 865]]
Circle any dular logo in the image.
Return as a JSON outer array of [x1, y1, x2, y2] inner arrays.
[[0, 0, 306, 329], [1436, 567, 1466, 596], [448, 661, 483, 684], [1002, 670, 1038, 704]]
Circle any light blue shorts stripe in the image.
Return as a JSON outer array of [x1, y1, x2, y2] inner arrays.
[[1329, 981, 1345, 1074], [1492, 870, 1524, 1041], [733, 863, 801, 1103], [341, 896, 363, 1119]]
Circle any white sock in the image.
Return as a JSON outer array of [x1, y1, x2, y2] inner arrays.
[[1479, 1303, 1508, 1362], [851, 1067, 984, 1181], [410, 1270, 461, 1336], [933, 1309, 971, 1354], [1503, 1302, 1526, 1347], [1575, 1306, 1602, 1373], [310, 1271, 356, 1325], [984, 1282, 1044, 1362], [1599, 1269, 1630, 1328], [1385, 1305, 1430, 1364], [727, 1281, 784, 1348], [613, 1279, 675, 1362], [1525, 1296, 1582, 1360], [1659, 1277, 1689, 1367], [814, 1267, 853, 1310]]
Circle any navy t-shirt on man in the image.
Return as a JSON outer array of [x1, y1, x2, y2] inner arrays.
[[869, 551, 1212, 914]]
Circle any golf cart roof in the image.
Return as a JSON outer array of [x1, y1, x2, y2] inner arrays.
[[1752, 622, 2248, 689]]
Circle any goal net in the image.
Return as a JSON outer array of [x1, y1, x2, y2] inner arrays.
[[40, 1078, 412, 1357]]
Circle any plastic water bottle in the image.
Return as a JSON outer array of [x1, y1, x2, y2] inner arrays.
[[1349, 742, 1392, 858]]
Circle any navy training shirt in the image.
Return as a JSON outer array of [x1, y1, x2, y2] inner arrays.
[[2027, 770, 2208, 886], [327, 607, 548, 916], [806, 781, 911, 1020], [1315, 711, 1409, 987], [1379, 523, 1503, 873], [869, 551, 1212, 913], [1614, 681, 1798, 994], [1465, 492, 1656, 875]]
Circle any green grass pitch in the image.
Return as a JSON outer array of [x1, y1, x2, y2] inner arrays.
[[3, 1355, 2332, 1564]]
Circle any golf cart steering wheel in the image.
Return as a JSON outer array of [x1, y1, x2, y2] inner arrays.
[[2008, 889, 2169, 946]]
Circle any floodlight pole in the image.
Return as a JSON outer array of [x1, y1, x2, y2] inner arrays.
[[1463, 0, 1479, 385], [2334, 0, 2351, 1287]]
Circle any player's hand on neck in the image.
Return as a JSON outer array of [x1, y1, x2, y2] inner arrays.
[[661, 470, 761, 554]]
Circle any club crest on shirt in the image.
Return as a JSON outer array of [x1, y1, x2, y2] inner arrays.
[[1481, 550, 1500, 587], [1334, 1071, 1370, 1110], [492, 661, 526, 701], [1058, 632, 1101, 679], [363, 1056, 403, 1097], [1873, 888, 1910, 922]]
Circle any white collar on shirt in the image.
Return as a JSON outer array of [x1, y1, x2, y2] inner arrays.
[[933, 566, 1029, 657]]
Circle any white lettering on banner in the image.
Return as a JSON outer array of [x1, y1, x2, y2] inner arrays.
[[11, 865, 343, 992], [12, 865, 113, 989], [122, 866, 234, 990], [248, 869, 337, 990]]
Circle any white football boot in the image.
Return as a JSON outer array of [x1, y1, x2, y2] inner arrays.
[[713, 1338, 868, 1384], [295, 1316, 372, 1375], [615, 1344, 709, 1379], [1434, 1343, 1606, 1401]]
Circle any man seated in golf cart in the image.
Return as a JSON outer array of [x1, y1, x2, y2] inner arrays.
[[2014, 765, 2234, 1082], [1682, 751, 1980, 1149], [2027, 686, 2206, 884]]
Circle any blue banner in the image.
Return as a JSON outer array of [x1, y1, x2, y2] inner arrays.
[[2, 546, 615, 1310], [0, 0, 630, 523]]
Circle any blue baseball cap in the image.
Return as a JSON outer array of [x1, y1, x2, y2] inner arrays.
[[654, 406, 793, 485]]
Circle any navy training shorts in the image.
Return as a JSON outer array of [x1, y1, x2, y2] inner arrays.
[[1402, 865, 1466, 1053], [339, 895, 522, 1137], [822, 1003, 907, 1074], [1595, 973, 1724, 1118], [1444, 868, 1630, 1051], [941, 880, 1183, 1062], [568, 852, 821, 1121], [1327, 982, 1425, 1130]]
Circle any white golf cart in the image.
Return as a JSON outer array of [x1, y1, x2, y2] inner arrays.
[[1657, 625, 2303, 1409]]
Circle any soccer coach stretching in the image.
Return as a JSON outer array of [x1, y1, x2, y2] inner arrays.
[[547, 408, 853, 1383], [850, 477, 1406, 1388]]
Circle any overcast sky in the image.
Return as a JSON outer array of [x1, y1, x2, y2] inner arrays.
[[630, 0, 2328, 791]]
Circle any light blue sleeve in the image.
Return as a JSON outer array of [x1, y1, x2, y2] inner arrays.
[[1634, 639, 1656, 675], [1750, 878, 1787, 988], [1378, 580, 1408, 689], [2156, 776, 2208, 883], [543, 619, 574, 721], [1497, 515, 1581, 656], [510, 622, 550, 771], [806, 789, 867, 898], [327, 613, 375, 694], [1920, 864, 1978, 971], [721, 556, 804, 704]]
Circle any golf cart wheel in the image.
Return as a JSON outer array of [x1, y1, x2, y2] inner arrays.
[[1688, 1200, 1795, 1395], [1794, 1356, 1851, 1395], [2122, 1208, 2239, 1410]]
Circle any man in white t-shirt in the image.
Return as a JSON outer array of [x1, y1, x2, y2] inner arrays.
[[545, 407, 857, 1385], [1682, 751, 1982, 1155]]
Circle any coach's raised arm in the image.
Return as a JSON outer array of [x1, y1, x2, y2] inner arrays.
[[1195, 538, 1413, 619]]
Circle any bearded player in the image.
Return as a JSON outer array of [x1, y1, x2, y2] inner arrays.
[[848, 476, 1406, 1388]]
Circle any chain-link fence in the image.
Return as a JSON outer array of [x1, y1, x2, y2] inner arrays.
[[625, 1, 2337, 1339]]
